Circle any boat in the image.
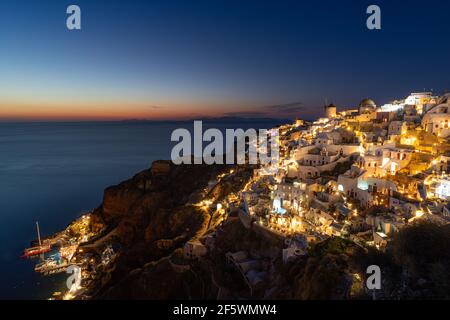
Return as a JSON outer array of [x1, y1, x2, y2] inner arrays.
[[22, 221, 52, 258], [22, 244, 52, 258]]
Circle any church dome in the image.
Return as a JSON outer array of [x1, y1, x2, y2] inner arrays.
[[359, 98, 376, 109], [358, 98, 376, 114]]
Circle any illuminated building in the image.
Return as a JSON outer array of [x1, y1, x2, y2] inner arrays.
[[422, 98, 450, 138], [358, 98, 377, 114], [324, 103, 337, 119]]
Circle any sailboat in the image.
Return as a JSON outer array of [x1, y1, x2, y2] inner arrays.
[[21, 222, 51, 258]]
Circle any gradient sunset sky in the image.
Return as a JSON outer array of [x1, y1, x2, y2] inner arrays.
[[1, 0, 449, 121]]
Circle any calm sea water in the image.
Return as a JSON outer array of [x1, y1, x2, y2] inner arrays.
[[0, 120, 282, 299]]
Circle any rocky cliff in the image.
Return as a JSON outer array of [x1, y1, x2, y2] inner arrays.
[[88, 160, 255, 298]]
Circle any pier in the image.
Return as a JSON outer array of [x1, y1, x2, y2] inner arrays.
[[35, 261, 81, 276]]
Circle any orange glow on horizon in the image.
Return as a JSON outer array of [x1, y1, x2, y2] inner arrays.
[[0, 95, 298, 121], [0, 100, 233, 121]]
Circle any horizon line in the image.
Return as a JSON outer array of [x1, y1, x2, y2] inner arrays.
[[0, 116, 303, 124]]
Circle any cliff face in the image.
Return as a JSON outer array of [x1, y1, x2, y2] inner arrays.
[[91, 160, 254, 298], [97, 161, 219, 243]]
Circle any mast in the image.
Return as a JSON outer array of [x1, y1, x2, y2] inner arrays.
[[36, 221, 42, 246], [36, 221, 45, 261]]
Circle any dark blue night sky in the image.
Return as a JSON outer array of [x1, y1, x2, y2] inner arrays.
[[1, 0, 449, 120]]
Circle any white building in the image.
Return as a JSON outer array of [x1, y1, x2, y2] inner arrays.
[[405, 92, 436, 114], [422, 95, 450, 137], [388, 121, 407, 136]]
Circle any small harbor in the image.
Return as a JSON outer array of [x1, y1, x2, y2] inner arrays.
[[22, 213, 116, 299]]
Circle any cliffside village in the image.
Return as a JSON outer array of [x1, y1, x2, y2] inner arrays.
[[184, 92, 450, 288], [33, 91, 450, 299]]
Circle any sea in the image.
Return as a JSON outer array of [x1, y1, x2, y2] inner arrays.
[[0, 119, 284, 299]]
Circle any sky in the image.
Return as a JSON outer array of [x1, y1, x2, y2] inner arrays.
[[0, 0, 449, 121]]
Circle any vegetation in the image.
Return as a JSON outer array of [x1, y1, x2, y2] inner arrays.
[[352, 221, 450, 299], [279, 222, 450, 300], [391, 221, 450, 298]]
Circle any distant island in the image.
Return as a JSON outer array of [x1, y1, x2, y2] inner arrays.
[[120, 116, 294, 124]]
